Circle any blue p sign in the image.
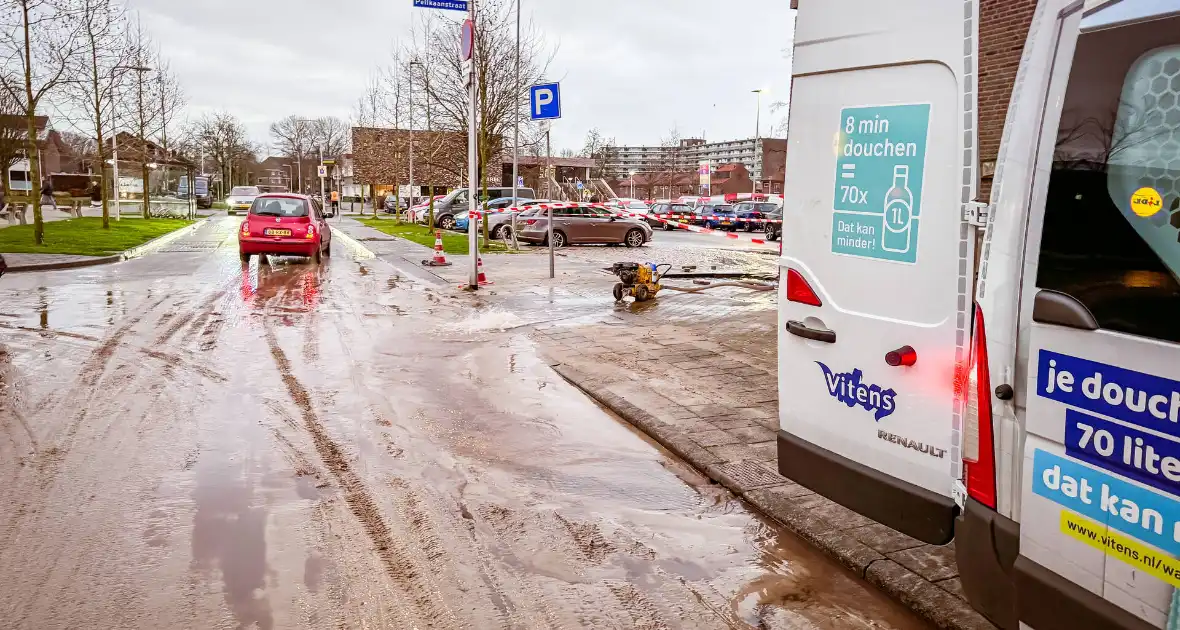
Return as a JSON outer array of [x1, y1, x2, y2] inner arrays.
[[530, 83, 560, 120]]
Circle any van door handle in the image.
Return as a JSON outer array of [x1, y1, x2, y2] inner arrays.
[[1032, 289, 1098, 330], [787, 320, 836, 343]]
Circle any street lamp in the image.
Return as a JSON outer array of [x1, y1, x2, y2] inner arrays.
[[109, 64, 152, 221], [629, 170, 636, 198]]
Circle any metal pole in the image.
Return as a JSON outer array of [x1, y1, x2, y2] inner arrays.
[[408, 64, 415, 224], [753, 89, 761, 195], [319, 146, 325, 207], [510, 0, 520, 249], [547, 126, 553, 279], [467, 0, 479, 290]]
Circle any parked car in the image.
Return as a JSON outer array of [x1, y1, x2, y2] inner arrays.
[[609, 199, 652, 219], [455, 198, 552, 237], [405, 195, 448, 223], [238, 194, 332, 263], [518, 204, 652, 247], [421, 186, 537, 230], [646, 202, 694, 231], [731, 201, 781, 232], [693, 203, 732, 226], [763, 207, 782, 241]]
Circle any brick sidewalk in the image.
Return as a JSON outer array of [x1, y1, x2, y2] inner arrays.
[[527, 305, 993, 630]]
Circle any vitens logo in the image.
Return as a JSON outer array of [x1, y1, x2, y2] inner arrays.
[[817, 362, 897, 421]]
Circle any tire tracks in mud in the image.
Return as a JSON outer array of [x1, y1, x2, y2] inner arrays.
[[263, 328, 459, 628]]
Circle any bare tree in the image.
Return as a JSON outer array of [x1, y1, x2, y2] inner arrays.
[[581, 127, 615, 179], [59, 0, 128, 227], [394, 0, 555, 188], [153, 54, 184, 194], [187, 111, 252, 196], [0, 0, 86, 244], [312, 116, 348, 158], [269, 114, 314, 192]]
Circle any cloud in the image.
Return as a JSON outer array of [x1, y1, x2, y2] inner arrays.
[[128, 0, 794, 154]]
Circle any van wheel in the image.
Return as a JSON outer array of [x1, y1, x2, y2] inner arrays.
[[439, 215, 456, 230]]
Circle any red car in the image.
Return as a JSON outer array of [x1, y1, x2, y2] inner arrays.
[[238, 194, 332, 263]]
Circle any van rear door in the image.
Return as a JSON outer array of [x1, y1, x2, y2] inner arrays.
[[777, 0, 979, 544], [1013, 6, 1180, 628]]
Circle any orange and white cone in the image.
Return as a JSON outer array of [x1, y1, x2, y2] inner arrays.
[[476, 254, 493, 286], [423, 230, 452, 266]]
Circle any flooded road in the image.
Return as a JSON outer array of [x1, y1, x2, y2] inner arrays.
[[0, 217, 928, 629]]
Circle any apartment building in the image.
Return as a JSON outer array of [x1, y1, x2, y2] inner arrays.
[[603, 137, 786, 187]]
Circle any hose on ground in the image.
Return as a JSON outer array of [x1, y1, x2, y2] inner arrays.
[[660, 281, 776, 293]]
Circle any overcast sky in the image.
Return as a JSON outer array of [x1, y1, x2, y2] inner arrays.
[[127, 0, 796, 156]]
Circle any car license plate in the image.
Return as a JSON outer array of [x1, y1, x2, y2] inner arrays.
[[721, 220, 732, 225], [264, 228, 291, 236]]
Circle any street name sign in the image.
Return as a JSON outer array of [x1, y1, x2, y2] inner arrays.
[[413, 0, 468, 11]]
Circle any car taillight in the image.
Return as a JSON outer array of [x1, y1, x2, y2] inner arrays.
[[240, 221, 249, 236], [962, 304, 997, 509], [305, 223, 316, 239], [785, 268, 822, 307], [525, 219, 538, 226]]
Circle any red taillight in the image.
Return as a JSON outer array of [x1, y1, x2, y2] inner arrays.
[[305, 222, 316, 239], [240, 221, 249, 236], [963, 305, 997, 509], [785, 268, 822, 307], [525, 219, 538, 226]]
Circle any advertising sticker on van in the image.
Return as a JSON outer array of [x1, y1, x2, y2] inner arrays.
[[831, 103, 930, 264], [816, 362, 897, 421], [1037, 350, 1180, 437]]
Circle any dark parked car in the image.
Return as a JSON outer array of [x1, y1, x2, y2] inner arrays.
[[731, 201, 781, 232], [764, 207, 783, 241], [646, 202, 693, 231], [693, 203, 732, 226], [518, 204, 652, 247]]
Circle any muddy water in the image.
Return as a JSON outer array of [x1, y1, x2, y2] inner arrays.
[[0, 217, 928, 629]]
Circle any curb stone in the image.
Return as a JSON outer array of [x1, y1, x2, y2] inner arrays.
[[5, 217, 211, 273], [551, 361, 995, 630], [4, 254, 123, 272]]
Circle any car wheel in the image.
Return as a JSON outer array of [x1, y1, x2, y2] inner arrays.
[[239, 251, 250, 262], [439, 215, 456, 230], [313, 245, 322, 264], [492, 224, 506, 239], [551, 230, 567, 248], [624, 229, 645, 248], [746, 223, 756, 232], [323, 239, 332, 257]]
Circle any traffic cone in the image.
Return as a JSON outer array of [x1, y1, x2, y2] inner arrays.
[[476, 254, 493, 286], [422, 230, 452, 266]]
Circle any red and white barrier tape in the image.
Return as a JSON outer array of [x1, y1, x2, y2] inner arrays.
[[464, 202, 777, 246]]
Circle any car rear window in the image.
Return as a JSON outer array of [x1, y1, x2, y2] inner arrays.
[[231, 186, 260, 196], [627, 201, 649, 210], [1036, 16, 1180, 343], [251, 197, 309, 217]]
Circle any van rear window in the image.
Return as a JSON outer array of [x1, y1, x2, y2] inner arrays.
[[1036, 16, 1180, 344]]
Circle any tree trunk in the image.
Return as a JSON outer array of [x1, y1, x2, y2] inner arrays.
[[141, 162, 150, 219]]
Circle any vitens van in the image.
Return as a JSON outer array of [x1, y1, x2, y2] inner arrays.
[[955, 2, 1180, 630], [781, 1, 1180, 629], [778, 0, 977, 547]]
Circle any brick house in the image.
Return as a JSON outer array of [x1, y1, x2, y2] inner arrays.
[[1, 115, 69, 194]]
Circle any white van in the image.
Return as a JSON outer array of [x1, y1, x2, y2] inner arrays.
[[777, 0, 976, 546], [782, 1, 1180, 629], [955, 2, 1180, 629]]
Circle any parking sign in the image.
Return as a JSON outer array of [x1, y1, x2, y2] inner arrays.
[[530, 83, 561, 120]]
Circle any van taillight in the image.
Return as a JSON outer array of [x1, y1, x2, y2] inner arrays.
[[786, 268, 822, 307], [962, 304, 997, 509]]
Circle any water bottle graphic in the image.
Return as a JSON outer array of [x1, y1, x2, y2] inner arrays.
[[882, 165, 914, 254]]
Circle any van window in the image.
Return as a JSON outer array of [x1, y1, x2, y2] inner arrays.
[[1036, 15, 1180, 343]]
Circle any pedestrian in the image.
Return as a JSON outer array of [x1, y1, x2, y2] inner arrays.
[[330, 189, 340, 212], [40, 179, 57, 211]]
